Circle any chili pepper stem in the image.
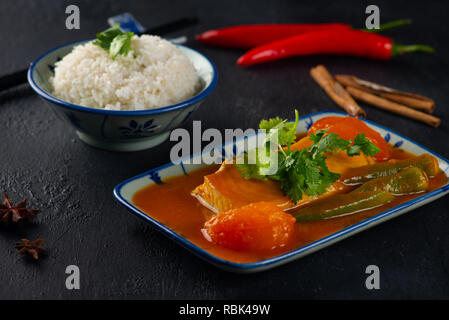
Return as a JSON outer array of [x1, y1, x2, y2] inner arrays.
[[363, 19, 411, 33], [392, 43, 435, 56]]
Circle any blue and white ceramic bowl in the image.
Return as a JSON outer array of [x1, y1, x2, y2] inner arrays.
[[28, 40, 217, 152]]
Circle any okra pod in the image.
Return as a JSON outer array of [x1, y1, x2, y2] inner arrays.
[[354, 167, 429, 195], [342, 154, 438, 185], [293, 191, 394, 222]]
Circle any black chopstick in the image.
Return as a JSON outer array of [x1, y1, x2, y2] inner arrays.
[[0, 69, 28, 92], [141, 17, 199, 36], [0, 17, 199, 93]]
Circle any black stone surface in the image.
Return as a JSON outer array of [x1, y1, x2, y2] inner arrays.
[[1, 0, 449, 299]]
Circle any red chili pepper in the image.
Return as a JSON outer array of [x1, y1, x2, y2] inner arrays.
[[196, 23, 352, 48], [237, 29, 434, 66], [196, 20, 411, 49]]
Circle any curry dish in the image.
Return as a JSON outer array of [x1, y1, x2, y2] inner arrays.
[[132, 115, 447, 263]]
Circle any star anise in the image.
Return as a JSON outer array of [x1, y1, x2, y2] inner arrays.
[[0, 193, 39, 225], [14, 238, 46, 260]]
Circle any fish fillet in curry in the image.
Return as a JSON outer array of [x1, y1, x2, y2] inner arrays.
[[192, 136, 375, 213]]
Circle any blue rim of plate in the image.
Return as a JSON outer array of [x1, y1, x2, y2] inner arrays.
[[27, 39, 218, 116], [113, 111, 449, 271]]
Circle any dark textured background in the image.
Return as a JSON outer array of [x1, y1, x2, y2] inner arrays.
[[1, 0, 449, 299]]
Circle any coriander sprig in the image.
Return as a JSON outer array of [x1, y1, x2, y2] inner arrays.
[[93, 23, 134, 60], [259, 110, 299, 149], [236, 110, 299, 180], [235, 111, 380, 203]]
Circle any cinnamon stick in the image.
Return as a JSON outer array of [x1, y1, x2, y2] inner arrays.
[[335, 75, 435, 114], [310, 65, 366, 117], [379, 93, 434, 113], [346, 86, 441, 128]]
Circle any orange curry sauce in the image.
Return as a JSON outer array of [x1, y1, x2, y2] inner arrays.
[[132, 146, 447, 263]]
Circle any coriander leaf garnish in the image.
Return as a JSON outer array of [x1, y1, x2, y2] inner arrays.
[[110, 33, 134, 59], [235, 112, 381, 203], [260, 110, 299, 148], [93, 23, 134, 60], [236, 110, 299, 181], [93, 24, 122, 50], [235, 150, 270, 181], [348, 133, 380, 157]]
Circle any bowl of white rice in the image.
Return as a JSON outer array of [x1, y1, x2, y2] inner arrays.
[[28, 35, 217, 151]]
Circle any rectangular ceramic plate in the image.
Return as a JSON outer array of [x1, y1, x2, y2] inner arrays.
[[113, 111, 449, 273]]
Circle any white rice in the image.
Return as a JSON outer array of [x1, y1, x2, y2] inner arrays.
[[51, 35, 200, 111]]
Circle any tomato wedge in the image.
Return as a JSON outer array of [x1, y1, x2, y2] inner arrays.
[[308, 116, 343, 135], [203, 202, 295, 252], [308, 116, 390, 161]]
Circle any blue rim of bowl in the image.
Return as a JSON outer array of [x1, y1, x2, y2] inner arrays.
[[27, 39, 218, 116], [113, 110, 449, 272]]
